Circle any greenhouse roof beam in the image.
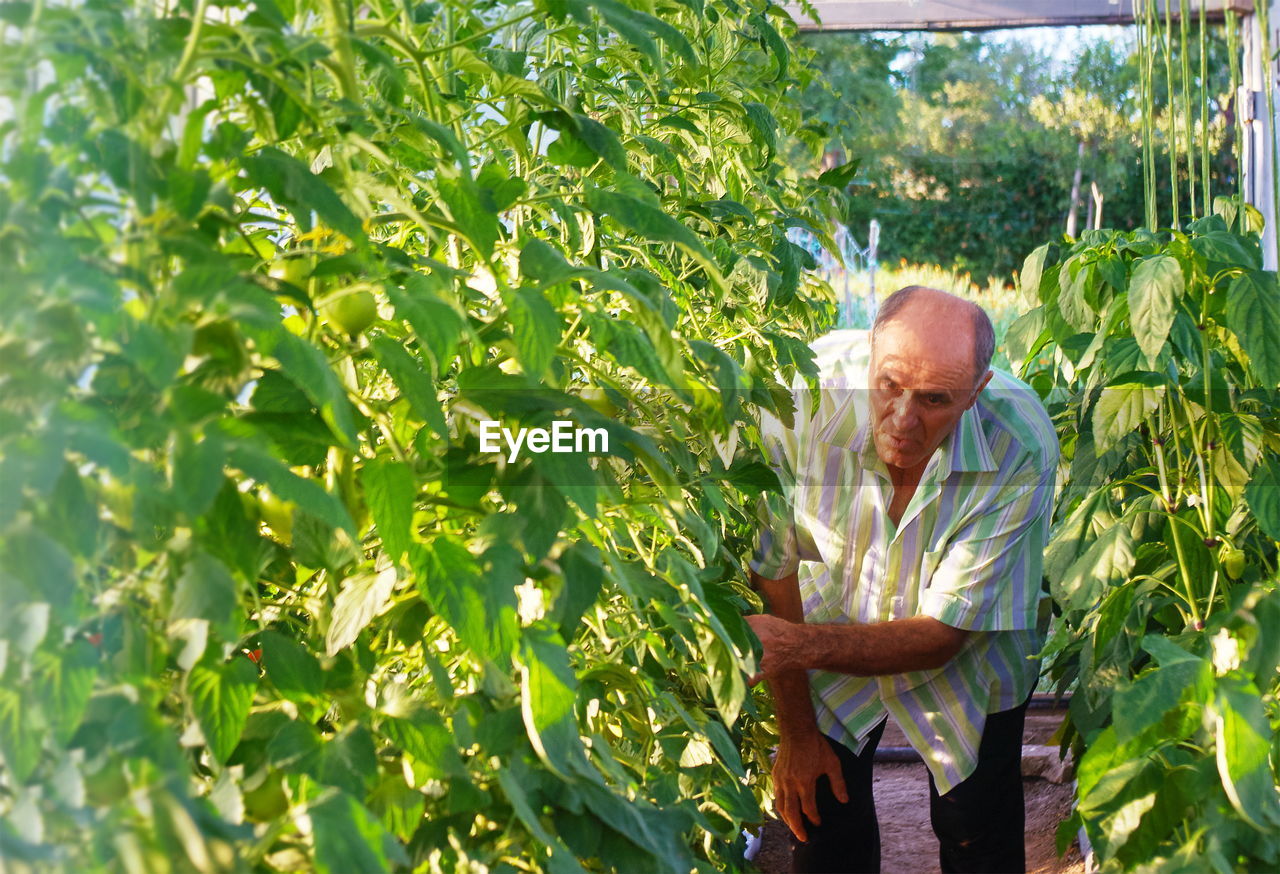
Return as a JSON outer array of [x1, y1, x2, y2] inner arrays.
[[784, 0, 1254, 32]]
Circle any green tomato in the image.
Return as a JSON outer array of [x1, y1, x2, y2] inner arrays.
[[84, 763, 128, 807], [269, 258, 311, 289], [323, 290, 378, 337], [242, 774, 290, 821], [1224, 547, 1246, 580]]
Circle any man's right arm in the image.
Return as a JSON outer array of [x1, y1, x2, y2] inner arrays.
[[750, 569, 849, 842]]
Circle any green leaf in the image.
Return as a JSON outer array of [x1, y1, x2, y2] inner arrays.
[[585, 187, 722, 287], [227, 444, 356, 536], [259, 629, 323, 701], [697, 622, 746, 726], [413, 537, 518, 663], [519, 627, 589, 778], [188, 654, 258, 763], [496, 763, 588, 874], [1096, 254, 1127, 294], [1227, 271, 1280, 386], [531, 449, 599, 519], [1140, 635, 1198, 666], [1113, 658, 1210, 744], [409, 115, 470, 169], [169, 552, 241, 643], [1214, 680, 1280, 831], [1191, 231, 1259, 269], [506, 287, 561, 378], [0, 688, 40, 782], [1245, 456, 1280, 540], [360, 460, 416, 565], [749, 13, 789, 80], [1004, 306, 1048, 368], [571, 779, 699, 871], [573, 114, 627, 170], [266, 331, 360, 449], [816, 159, 859, 188], [317, 725, 380, 797], [586, 0, 659, 62], [171, 433, 225, 517], [385, 276, 464, 378], [1091, 373, 1166, 455], [1058, 260, 1096, 331], [1127, 255, 1183, 363], [38, 639, 98, 745], [546, 129, 598, 168], [439, 177, 501, 260], [309, 789, 397, 874], [519, 238, 580, 285], [326, 569, 397, 656], [242, 146, 365, 242], [1052, 522, 1135, 613], [370, 337, 446, 438], [555, 543, 604, 636], [742, 101, 777, 158], [382, 711, 465, 780]]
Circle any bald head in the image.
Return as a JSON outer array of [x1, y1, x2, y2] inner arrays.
[[871, 286, 994, 385]]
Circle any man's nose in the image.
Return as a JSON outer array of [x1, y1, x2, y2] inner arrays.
[[890, 395, 920, 430]]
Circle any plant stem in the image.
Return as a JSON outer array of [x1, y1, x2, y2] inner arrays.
[[322, 0, 360, 102], [1157, 399, 1203, 627], [1227, 9, 1244, 222], [422, 11, 536, 57], [172, 0, 211, 92], [1200, 0, 1210, 212], [1163, 0, 1180, 229], [1180, 0, 1196, 219]]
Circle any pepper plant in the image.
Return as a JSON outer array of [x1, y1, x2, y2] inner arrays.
[[1008, 200, 1280, 870], [0, 0, 850, 870]]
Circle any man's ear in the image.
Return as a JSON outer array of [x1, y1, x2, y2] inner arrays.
[[967, 370, 993, 408]]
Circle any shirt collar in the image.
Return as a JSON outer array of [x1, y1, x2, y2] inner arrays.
[[946, 403, 998, 474]]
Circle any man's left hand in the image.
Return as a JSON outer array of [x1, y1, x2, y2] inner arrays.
[[746, 614, 805, 684]]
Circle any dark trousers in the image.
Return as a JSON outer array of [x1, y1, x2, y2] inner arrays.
[[790, 696, 1031, 874]]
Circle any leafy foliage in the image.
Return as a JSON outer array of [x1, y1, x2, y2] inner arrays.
[[0, 0, 847, 869], [1013, 201, 1280, 870]]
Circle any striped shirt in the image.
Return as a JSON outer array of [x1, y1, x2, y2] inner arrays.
[[751, 329, 1059, 793]]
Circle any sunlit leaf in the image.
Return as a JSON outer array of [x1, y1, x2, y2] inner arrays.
[[188, 654, 257, 763]]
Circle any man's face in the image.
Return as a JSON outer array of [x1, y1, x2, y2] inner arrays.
[[868, 318, 991, 473]]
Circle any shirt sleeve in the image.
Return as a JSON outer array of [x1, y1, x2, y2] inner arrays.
[[920, 457, 1056, 632], [749, 491, 799, 579]]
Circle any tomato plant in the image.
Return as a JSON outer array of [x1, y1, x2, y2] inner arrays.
[[0, 0, 851, 870], [1009, 203, 1280, 871]]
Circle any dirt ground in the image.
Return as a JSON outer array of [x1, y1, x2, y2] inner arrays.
[[748, 766, 1085, 874]]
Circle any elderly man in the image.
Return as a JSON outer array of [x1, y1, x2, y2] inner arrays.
[[746, 286, 1059, 874]]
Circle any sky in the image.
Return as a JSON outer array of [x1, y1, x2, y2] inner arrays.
[[987, 24, 1134, 67]]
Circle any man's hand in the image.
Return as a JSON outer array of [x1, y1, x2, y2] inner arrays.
[[745, 613, 805, 684], [772, 729, 848, 842]]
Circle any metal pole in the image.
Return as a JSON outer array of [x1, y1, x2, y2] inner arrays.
[[867, 219, 880, 325], [1242, 4, 1278, 267]]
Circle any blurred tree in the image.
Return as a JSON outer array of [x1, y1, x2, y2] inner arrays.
[[791, 25, 1238, 281]]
